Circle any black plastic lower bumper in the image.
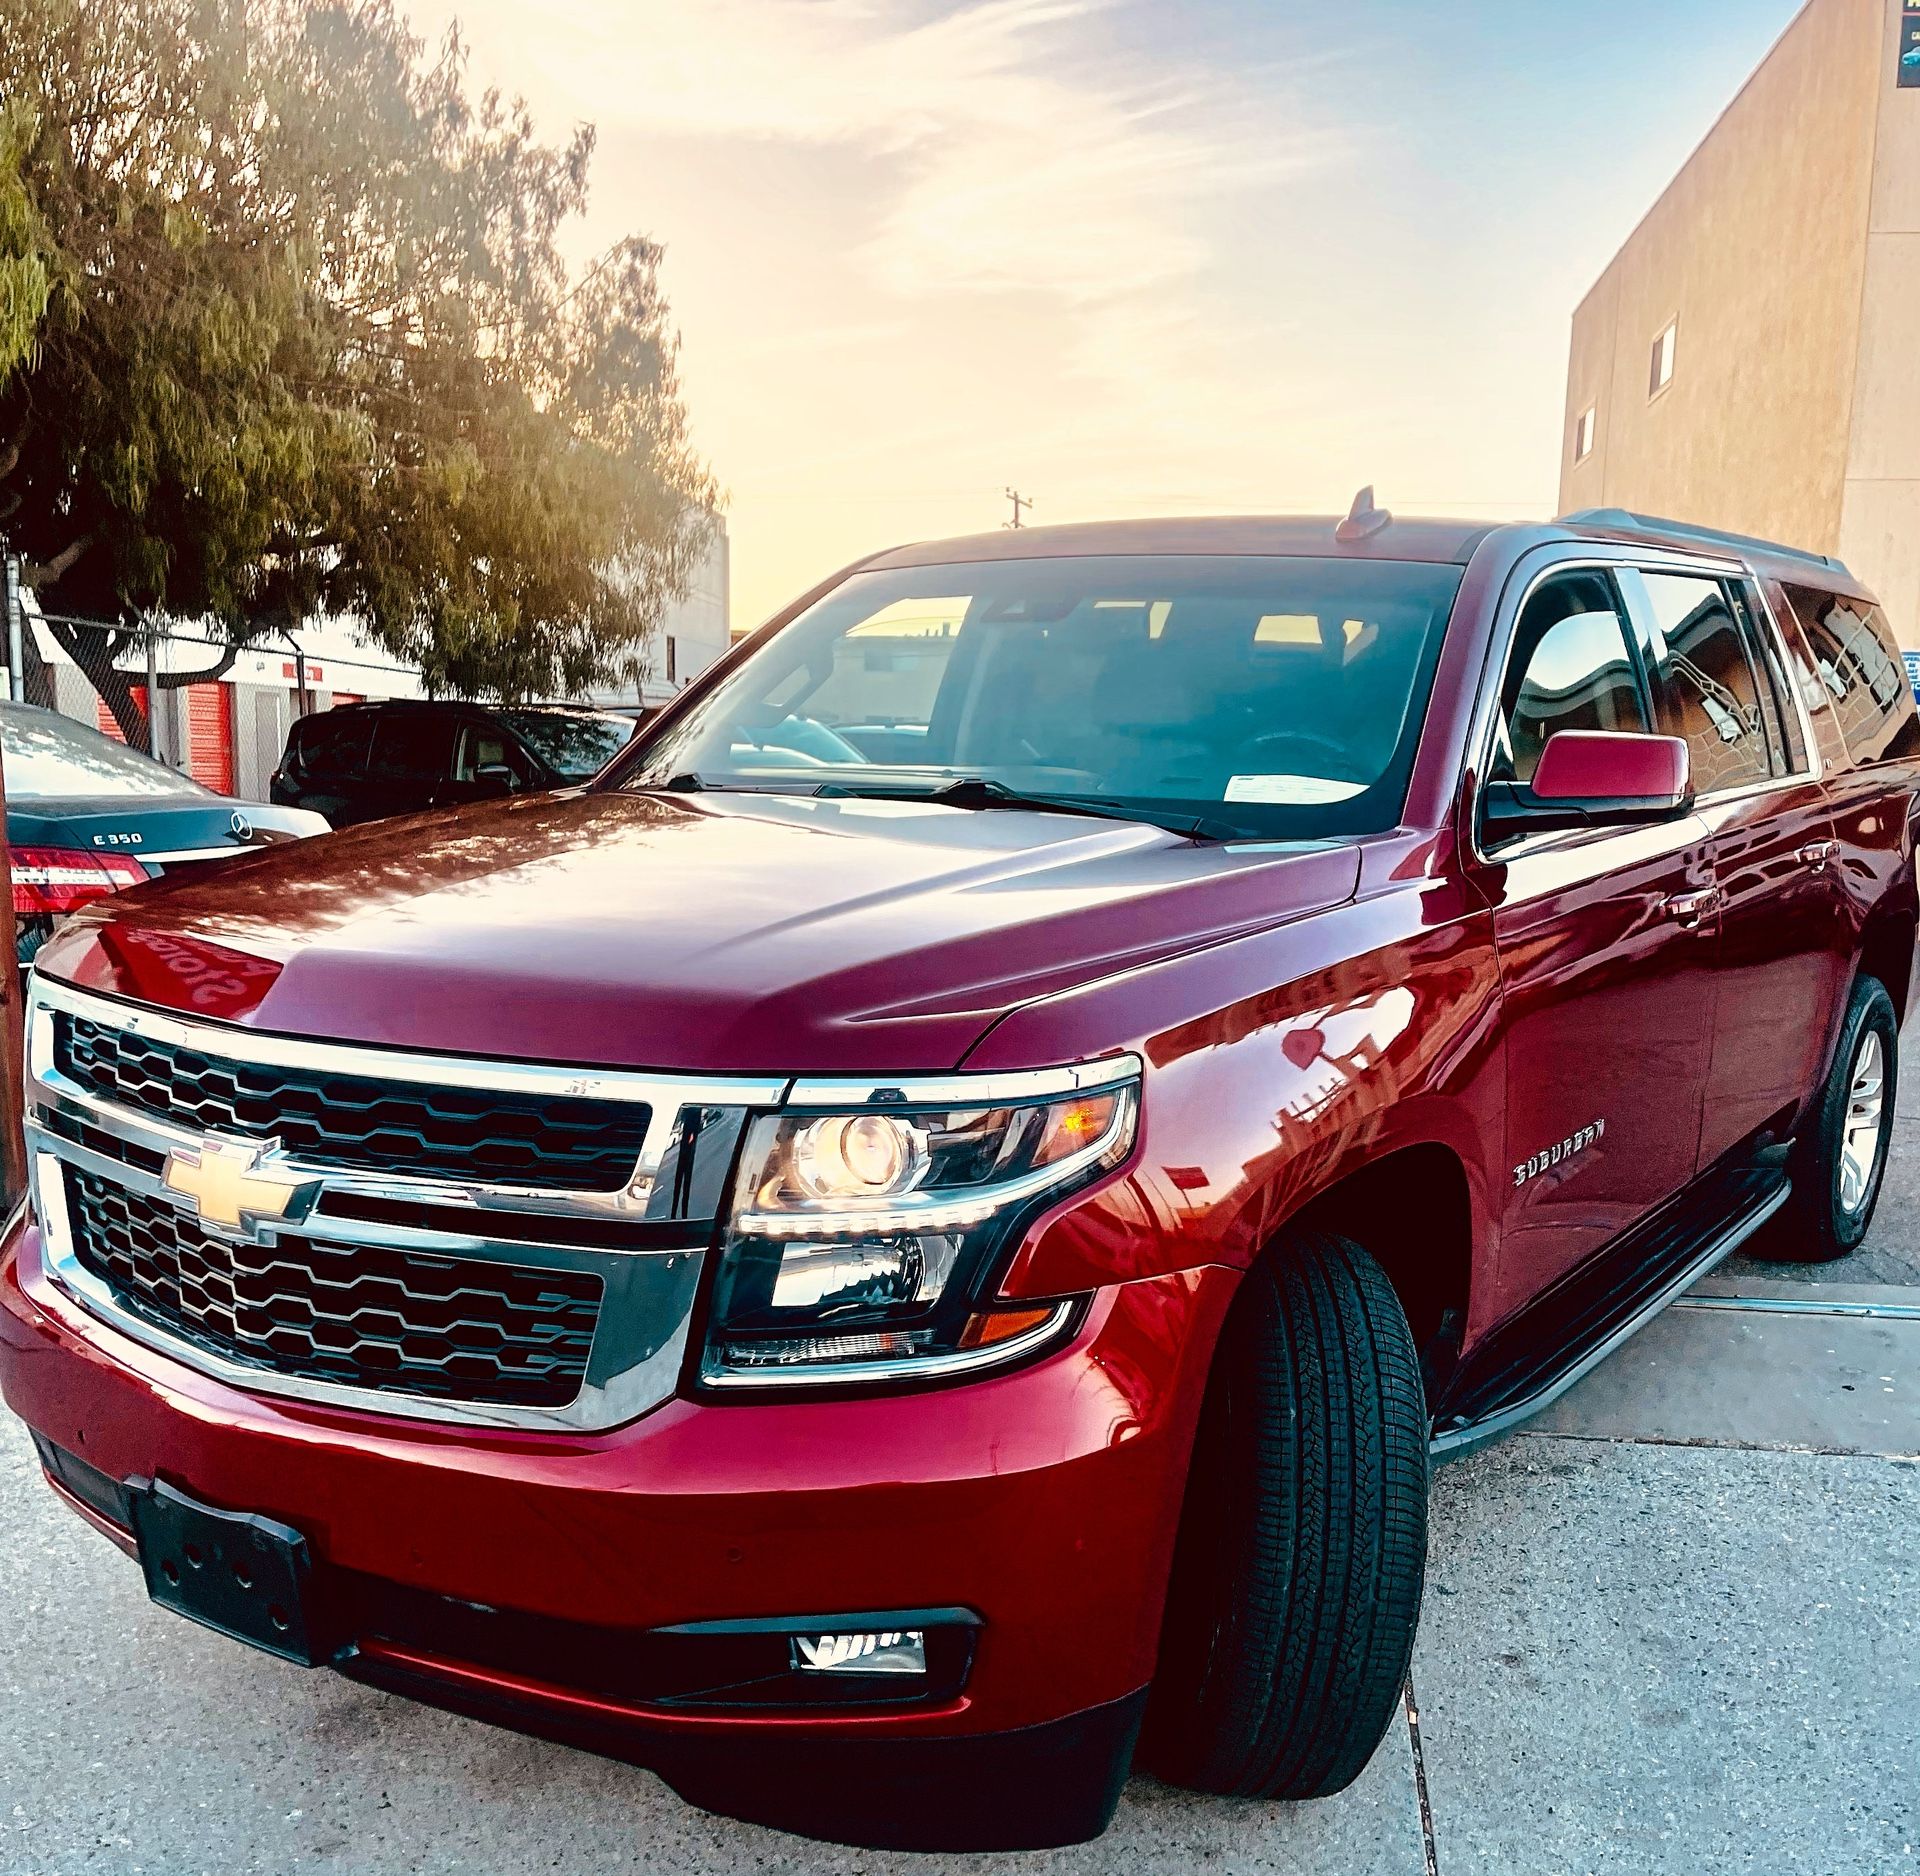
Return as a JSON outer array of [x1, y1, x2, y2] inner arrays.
[[33, 1433, 1148, 1850], [343, 1645, 1149, 1851]]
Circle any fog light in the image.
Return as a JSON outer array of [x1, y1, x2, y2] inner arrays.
[[791, 1629, 928, 1675]]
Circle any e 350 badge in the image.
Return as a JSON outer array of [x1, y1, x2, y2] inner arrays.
[[1514, 1119, 1605, 1189]]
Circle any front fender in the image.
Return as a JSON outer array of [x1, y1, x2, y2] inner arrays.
[[988, 886, 1505, 1303]]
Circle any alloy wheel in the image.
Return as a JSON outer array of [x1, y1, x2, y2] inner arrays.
[[1838, 1028, 1887, 1216]]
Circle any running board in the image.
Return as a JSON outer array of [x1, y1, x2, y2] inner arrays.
[[1429, 1169, 1792, 1465]]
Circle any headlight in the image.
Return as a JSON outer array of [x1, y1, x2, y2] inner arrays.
[[701, 1061, 1140, 1388], [788, 1111, 931, 1202]]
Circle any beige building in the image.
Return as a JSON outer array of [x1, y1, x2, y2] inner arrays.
[[1561, 0, 1920, 643]]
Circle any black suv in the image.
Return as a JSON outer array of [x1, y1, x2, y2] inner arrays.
[[270, 700, 640, 827]]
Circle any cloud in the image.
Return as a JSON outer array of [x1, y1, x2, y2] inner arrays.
[[507, 0, 1342, 409]]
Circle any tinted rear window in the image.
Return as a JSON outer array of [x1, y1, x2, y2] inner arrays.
[[1637, 570, 1772, 793], [1782, 588, 1920, 766], [368, 712, 457, 782], [292, 711, 373, 781]]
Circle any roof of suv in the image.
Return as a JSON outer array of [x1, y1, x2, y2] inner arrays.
[[860, 508, 1872, 600], [864, 515, 1500, 570]]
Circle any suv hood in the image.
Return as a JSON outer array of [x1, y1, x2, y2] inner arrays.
[[40, 789, 1362, 1074]]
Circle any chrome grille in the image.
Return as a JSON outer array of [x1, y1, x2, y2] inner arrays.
[[25, 974, 787, 1431], [65, 1169, 603, 1408], [57, 1013, 651, 1193]]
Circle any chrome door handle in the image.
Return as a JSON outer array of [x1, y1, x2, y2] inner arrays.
[[1663, 888, 1719, 929], [1797, 839, 1838, 870]]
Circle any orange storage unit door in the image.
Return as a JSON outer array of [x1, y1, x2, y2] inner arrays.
[[95, 690, 148, 745], [184, 682, 235, 793]]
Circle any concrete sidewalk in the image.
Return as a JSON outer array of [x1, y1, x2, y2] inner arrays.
[[4, 1293, 1916, 1876], [5, 1052, 1920, 1875]]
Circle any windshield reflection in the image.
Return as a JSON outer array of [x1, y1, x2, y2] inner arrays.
[[618, 556, 1464, 843]]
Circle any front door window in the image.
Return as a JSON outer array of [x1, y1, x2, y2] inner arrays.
[[1492, 569, 1646, 791]]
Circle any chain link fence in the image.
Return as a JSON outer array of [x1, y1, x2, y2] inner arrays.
[[9, 606, 666, 803], [10, 608, 431, 800]]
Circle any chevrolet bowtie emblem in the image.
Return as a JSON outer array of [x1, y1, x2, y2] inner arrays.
[[162, 1139, 319, 1233]]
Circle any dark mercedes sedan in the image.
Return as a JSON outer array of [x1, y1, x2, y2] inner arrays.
[[2, 701, 327, 965]]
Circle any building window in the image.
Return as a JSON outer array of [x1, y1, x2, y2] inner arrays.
[[666, 635, 677, 684], [1649, 321, 1677, 399], [1573, 404, 1596, 463]]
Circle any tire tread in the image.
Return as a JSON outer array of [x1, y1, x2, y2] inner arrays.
[[1753, 974, 1898, 1265], [1143, 1229, 1428, 1799]]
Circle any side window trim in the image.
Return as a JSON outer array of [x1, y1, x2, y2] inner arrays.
[[1706, 577, 1796, 780], [1742, 582, 1818, 780]]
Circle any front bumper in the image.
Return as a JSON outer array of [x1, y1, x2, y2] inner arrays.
[[1, 1210, 1233, 1848]]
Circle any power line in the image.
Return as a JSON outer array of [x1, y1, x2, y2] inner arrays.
[[1003, 487, 1035, 530]]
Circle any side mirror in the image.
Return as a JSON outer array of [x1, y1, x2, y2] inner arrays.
[[475, 763, 519, 794], [1482, 730, 1693, 843]]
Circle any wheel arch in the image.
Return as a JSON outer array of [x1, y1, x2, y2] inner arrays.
[[1279, 1137, 1477, 1401], [1856, 894, 1918, 1026]]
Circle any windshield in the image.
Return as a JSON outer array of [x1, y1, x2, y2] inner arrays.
[[614, 555, 1463, 838], [0, 705, 211, 799], [500, 710, 638, 780]]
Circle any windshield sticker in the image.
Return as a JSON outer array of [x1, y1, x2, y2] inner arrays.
[[1224, 775, 1368, 805]]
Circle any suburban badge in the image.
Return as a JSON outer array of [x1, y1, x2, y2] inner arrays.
[[1513, 1119, 1607, 1190]]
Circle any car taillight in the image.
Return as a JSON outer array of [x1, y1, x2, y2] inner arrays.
[[9, 846, 150, 916]]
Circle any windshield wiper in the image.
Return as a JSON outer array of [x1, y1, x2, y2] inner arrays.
[[818, 776, 1111, 817], [819, 776, 1238, 840]]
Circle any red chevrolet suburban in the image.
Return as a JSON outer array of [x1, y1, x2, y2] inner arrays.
[[4, 502, 1916, 1850]]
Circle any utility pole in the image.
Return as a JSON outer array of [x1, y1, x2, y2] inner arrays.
[[144, 617, 163, 761], [3, 543, 22, 702], [285, 631, 312, 718], [1003, 487, 1034, 531], [0, 540, 22, 1207]]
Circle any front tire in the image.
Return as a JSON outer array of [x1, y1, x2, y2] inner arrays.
[[1755, 974, 1899, 1265], [1141, 1230, 1427, 1798]]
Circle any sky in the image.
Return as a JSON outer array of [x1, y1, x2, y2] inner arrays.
[[404, 0, 1811, 628]]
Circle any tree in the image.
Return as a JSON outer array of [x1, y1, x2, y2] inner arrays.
[[0, 0, 715, 737]]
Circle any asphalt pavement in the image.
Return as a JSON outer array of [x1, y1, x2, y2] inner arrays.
[[4, 1050, 1919, 1876]]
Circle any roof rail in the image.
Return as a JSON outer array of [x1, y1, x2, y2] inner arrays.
[[1559, 507, 1851, 578]]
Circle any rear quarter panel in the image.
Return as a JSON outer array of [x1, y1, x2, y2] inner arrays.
[[1822, 761, 1920, 1016]]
